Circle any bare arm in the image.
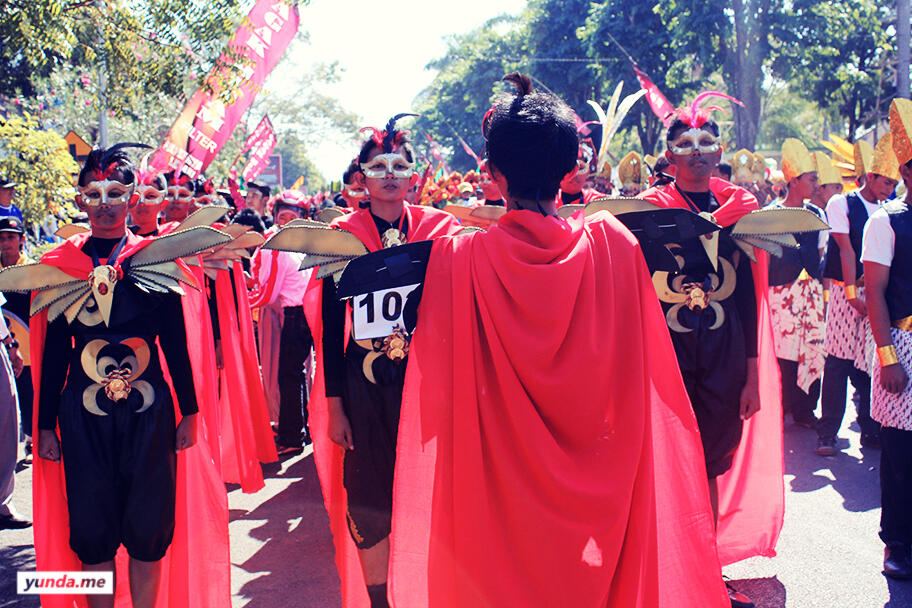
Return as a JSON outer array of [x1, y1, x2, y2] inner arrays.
[[833, 232, 865, 315], [865, 261, 908, 393]]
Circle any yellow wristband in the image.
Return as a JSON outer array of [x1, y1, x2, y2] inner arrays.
[[845, 284, 857, 299], [823, 289, 830, 302], [878, 345, 899, 367]]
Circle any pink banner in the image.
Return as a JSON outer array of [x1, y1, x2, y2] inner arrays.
[[241, 116, 278, 181], [151, 1, 299, 178], [634, 65, 676, 128], [230, 114, 275, 180]]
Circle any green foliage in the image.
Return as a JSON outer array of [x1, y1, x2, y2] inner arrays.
[[769, 0, 895, 140], [413, 16, 527, 173], [0, 115, 79, 224], [274, 131, 327, 191]]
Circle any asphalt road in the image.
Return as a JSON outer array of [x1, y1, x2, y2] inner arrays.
[[2, 413, 912, 607]]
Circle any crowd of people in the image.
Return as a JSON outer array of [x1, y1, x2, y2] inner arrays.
[[0, 76, 911, 608]]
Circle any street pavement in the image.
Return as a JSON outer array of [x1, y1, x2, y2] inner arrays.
[[2, 412, 912, 607]]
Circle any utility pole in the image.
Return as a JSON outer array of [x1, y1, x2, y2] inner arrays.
[[96, 0, 109, 147], [899, 0, 911, 98]]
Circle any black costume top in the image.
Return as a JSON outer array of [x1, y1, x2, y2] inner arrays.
[[38, 237, 198, 431], [322, 213, 410, 397], [823, 192, 869, 282], [768, 202, 825, 286], [884, 202, 912, 322]]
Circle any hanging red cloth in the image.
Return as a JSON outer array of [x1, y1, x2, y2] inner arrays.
[[302, 206, 461, 608], [388, 209, 729, 607], [640, 177, 785, 565], [29, 235, 230, 608]]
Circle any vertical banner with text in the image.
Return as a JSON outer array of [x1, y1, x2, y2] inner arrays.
[[633, 65, 676, 128], [241, 116, 278, 181], [151, 0, 299, 178]]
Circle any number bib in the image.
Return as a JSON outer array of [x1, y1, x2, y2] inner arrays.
[[352, 283, 421, 340]]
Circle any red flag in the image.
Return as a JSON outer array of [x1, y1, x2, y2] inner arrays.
[[230, 114, 275, 180], [426, 133, 443, 161], [634, 66, 676, 128], [151, 1, 299, 177], [241, 116, 278, 181], [457, 136, 480, 166]]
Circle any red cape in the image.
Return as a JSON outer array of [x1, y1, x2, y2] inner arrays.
[[302, 206, 461, 607], [640, 178, 785, 565], [30, 234, 230, 608], [388, 210, 728, 607]]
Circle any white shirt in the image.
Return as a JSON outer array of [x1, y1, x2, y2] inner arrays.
[[826, 189, 880, 235], [860, 205, 901, 267]]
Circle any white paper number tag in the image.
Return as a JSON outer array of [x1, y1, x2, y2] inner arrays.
[[352, 283, 420, 340]]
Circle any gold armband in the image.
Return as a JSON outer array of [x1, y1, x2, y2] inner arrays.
[[823, 289, 830, 302], [845, 284, 857, 299], [878, 345, 899, 367]]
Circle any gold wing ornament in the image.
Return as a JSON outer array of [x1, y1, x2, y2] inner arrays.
[[729, 207, 830, 263], [441, 204, 506, 229], [262, 222, 371, 283], [0, 226, 230, 327], [189, 224, 265, 279]]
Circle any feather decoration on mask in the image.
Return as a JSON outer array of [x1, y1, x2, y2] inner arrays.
[[360, 113, 419, 153], [80, 142, 149, 185], [675, 91, 744, 128], [586, 82, 646, 179]]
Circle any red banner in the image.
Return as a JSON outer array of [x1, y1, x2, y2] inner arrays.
[[241, 116, 277, 181], [151, 1, 299, 178], [634, 66, 676, 128]]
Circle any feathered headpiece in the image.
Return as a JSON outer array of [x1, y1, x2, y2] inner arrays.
[[194, 177, 215, 196], [360, 113, 419, 153], [79, 142, 150, 185], [673, 91, 744, 128], [586, 82, 646, 178], [482, 72, 534, 140], [164, 169, 194, 188], [135, 151, 166, 189]]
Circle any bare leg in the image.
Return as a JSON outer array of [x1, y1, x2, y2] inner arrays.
[[708, 476, 719, 528], [83, 561, 115, 608], [358, 536, 390, 586], [129, 557, 163, 608]]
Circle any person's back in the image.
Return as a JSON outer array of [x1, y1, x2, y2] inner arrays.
[[389, 73, 729, 608]]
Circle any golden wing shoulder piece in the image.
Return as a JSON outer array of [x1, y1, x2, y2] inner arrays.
[[55, 224, 90, 239], [318, 207, 346, 223], [557, 204, 586, 219], [263, 224, 369, 258], [731, 207, 829, 237], [0, 263, 84, 294], [175, 205, 228, 231], [130, 226, 232, 267], [442, 204, 505, 229], [586, 196, 663, 216]]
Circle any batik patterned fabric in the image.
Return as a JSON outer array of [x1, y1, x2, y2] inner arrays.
[[769, 276, 825, 393], [824, 282, 870, 371], [871, 327, 912, 431]]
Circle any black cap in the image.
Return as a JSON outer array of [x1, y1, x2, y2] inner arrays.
[[0, 218, 24, 234], [246, 181, 270, 198], [0, 177, 16, 189]]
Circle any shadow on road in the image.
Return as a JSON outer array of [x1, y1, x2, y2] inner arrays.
[[727, 576, 785, 608], [783, 424, 880, 513], [231, 456, 341, 608], [0, 544, 39, 608]]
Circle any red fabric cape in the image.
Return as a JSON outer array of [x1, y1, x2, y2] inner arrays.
[[302, 206, 461, 607], [640, 178, 785, 565], [30, 235, 229, 608], [387, 210, 729, 607]]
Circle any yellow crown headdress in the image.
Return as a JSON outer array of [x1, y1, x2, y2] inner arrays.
[[854, 140, 875, 178], [617, 152, 645, 189], [889, 98, 912, 166], [781, 138, 816, 182], [813, 151, 842, 186], [871, 133, 900, 181]]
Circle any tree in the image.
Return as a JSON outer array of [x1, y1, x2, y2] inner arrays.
[[580, 0, 690, 155], [768, 0, 896, 140], [273, 131, 328, 192], [0, 114, 79, 225], [412, 16, 527, 173]]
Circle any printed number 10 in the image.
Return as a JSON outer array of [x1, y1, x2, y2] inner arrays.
[[358, 291, 403, 323]]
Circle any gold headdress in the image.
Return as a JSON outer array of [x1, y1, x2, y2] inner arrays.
[[781, 138, 816, 182], [730, 149, 755, 185], [813, 151, 842, 186], [854, 140, 875, 178], [889, 98, 912, 166], [618, 152, 646, 190], [871, 133, 900, 181], [587, 82, 646, 181], [752, 153, 768, 184]]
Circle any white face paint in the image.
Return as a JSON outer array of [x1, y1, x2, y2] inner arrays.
[[360, 153, 415, 178], [79, 179, 133, 207], [669, 128, 721, 156]]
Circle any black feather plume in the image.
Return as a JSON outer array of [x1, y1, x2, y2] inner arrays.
[[381, 113, 419, 152], [80, 142, 150, 185], [502, 72, 533, 96]]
